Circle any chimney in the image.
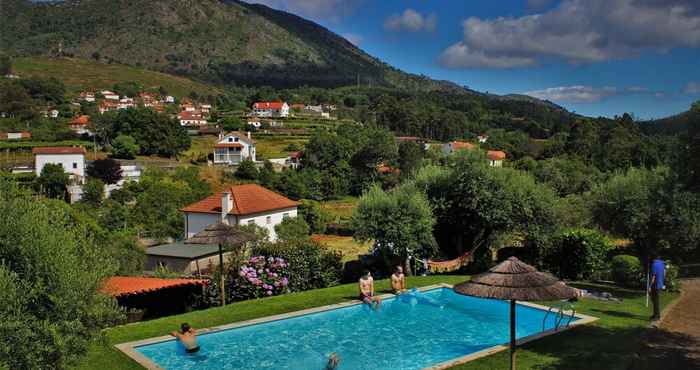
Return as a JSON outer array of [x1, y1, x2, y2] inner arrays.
[[221, 191, 233, 224]]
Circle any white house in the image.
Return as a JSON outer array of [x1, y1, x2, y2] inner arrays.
[[164, 95, 176, 104], [79, 91, 96, 102], [33, 146, 86, 181], [487, 150, 506, 167], [69, 115, 92, 136], [252, 102, 289, 117], [49, 109, 59, 119], [0, 132, 31, 140], [246, 119, 262, 128], [180, 184, 300, 241], [213, 131, 256, 164], [100, 90, 120, 100], [178, 111, 207, 126], [442, 141, 477, 155]]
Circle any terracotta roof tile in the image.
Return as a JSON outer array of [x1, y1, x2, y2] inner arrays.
[[450, 141, 477, 150], [487, 150, 507, 160], [32, 147, 86, 155], [70, 115, 90, 126], [181, 184, 299, 216], [102, 276, 208, 297], [253, 102, 286, 110]]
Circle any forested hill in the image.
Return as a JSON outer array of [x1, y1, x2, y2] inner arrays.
[[1, 0, 460, 91]]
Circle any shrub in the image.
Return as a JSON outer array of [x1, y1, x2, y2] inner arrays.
[[231, 256, 289, 301], [253, 239, 343, 292], [666, 263, 680, 292], [298, 200, 331, 234], [274, 216, 310, 242], [611, 254, 643, 288], [235, 158, 258, 180], [545, 228, 611, 280], [111, 134, 139, 159]]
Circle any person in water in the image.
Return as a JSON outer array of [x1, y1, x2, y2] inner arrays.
[[171, 323, 200, 353], [391, 265, 407, 294], [325, 352, 340, 370], [358, 270, 381, 308]]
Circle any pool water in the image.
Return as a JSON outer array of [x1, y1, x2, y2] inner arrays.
[[136, 288, 574, 370]]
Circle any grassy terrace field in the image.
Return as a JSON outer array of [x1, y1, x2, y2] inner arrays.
[[73, 277, 677, 370], [13, 57, 220, 97], [313, 234, 371, 262]]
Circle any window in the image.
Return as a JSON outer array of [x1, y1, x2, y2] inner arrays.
[[72, 162, 78, 169], [283, 213, 289, 219], [234, 137, 239, 142], [266, 216, 272, 224], [247, 220, 255, 225], [228, 137, 233, 142]]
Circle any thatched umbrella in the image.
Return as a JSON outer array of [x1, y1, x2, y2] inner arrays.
[[185, 222, 256, 306], [453, 257, 578, 370]]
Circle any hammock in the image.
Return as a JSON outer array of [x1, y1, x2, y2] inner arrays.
[[425, 242, 484, 273]]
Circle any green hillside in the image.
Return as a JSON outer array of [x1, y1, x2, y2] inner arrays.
[[1, 0, 460, 91], [12, 57, 221, 97]]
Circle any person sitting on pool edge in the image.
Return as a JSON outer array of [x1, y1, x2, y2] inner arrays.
[[391, 265, 407, 294], [358, 270, 381, 308], [171, 323, 200, 353]]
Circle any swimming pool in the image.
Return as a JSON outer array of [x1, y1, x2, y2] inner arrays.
[[124, 285, 594, 370]]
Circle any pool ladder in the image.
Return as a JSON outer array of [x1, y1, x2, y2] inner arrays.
[[543, 302, 576, 332]]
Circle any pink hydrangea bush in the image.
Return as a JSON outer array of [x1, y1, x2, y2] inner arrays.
[[233, 256, 290, 300]]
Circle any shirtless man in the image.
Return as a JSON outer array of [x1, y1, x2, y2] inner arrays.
[[391, 266, 406, 294], [171, 323, 200, 353], [358, 270, 381, 308]]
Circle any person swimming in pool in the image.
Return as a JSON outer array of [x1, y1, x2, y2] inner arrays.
[[358, 270, 381, 308], [391, 265, 407, 294], [171, 323, 200, 354], [325, 352, 340, 370]]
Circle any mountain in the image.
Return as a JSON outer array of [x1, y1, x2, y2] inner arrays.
[[1, 0, 461, 91], [640, 111, 692, 135]]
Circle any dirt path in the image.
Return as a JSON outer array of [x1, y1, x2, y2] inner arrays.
[[630, 279, 700, 370]]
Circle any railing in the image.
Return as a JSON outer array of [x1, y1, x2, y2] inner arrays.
[[543, 302, 576, 332]]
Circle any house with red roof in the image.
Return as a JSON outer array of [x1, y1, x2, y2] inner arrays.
[[69, 115, 92, 135], [213, 131, 256, 164], [0, 131, 31, 140], [178, 111, 207, 126], [180, 184, 300, 241], [252, 101, 289, 117], [487, 150, 506, 167], [33, 146, 86, 179], [442, 141, 507, 167]]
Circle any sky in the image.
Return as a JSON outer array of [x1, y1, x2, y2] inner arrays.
[[247, 0, 700, 120]]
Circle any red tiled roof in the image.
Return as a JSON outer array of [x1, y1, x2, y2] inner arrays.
[[32, 147, 86, 155], [181, 184, 300, 216], [487, 150, 507, 161], [102, 276, 208, 297], [289, 151, 303, 159], [396, 136, 422, 142], [253, 102, 286, 110], [214, 143, 243, 148], [450, 141, 477, 150], [178, 111, 204, 120], [70, 115, 90, 126], [290, 104, 305, 109]]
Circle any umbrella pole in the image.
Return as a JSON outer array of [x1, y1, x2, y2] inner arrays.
[[219, 243, 226, 306], [510, 299, 516, 370]]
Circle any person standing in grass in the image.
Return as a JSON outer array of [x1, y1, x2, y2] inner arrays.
[[650, 255, 666, 321], [391, 266, 407, 294]]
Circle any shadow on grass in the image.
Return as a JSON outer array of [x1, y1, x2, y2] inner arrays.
[[520, 324, 700, 370], [589, 308, 650, 321]]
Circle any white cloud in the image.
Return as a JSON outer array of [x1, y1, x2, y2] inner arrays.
[[439, 0, 700, 69], [342, 33, 363, 46], [245, 0, 362, 21], [525, 86, 619, 103], [683, 81, 700, 94], [384, 9, 437, 33]]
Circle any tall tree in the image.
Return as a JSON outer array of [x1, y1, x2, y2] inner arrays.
[[86, 158, 123, 185], [36, 163, 69, 199], [688, 102, 700, 192]]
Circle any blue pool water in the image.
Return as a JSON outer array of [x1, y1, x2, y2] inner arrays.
[[136, 288, 575, 370]]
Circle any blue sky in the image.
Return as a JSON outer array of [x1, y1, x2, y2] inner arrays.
[[249, 0, 700, 119]]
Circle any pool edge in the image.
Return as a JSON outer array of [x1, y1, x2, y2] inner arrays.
[[115, 283, 449, 370], [423, 283, 599, 370]]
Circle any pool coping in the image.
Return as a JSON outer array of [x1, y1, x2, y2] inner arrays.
[[115, 283, 598, 370]]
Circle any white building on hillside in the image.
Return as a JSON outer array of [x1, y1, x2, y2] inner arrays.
[[33, 147, 86, 181], [213, 132, 256, 164], [180, 184, 299, 241], [252, 102, 289, 117], [100, 90, 120, 100]]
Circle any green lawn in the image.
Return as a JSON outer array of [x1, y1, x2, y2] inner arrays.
[[72, 278, 678, 370], [312, 234, 371, 262], [321, 196, 359, 222]]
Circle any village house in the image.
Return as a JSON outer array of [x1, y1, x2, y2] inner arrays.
[[49, 109, 59, 119], [177, 111, 207, 126], [252, 102, 289, 117], [100, 90, 120, 100], [213, 131, 256, 164], [163, 95, 176, 104], [180, 100, 196, 112], [442, 141, 507, 167], [69, 115, 92, 135], [477, 134, 489, 143], [200, 104, 212, 114], [138, 92, 160, 108], [287, 151, 302, 169], [0, 132, 31, 140], [32, 146, 86, 181], [290, 103, 306, 111], [145, 242, 228, 275], [98, 100, 119, 114], [180, 184, 300, 242], [79, 91, 96, 102], [247, 119, 262, 128], [487, 150, 507, 167], [118, 97, 135, 110], [304, 105, 323, 113]]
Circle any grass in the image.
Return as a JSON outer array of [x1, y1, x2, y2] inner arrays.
[[254, 136, 308, 159], [13, 57, 220, 98], [320, 196, 359, 222], [312, 234, 371, 262], [72, 278, 678, 370], [72, 275, 469, 370]]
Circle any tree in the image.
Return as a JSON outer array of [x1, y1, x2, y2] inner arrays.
[[112, 81, 141, 97], [0, 180, 122, 369], [398, 140, 424, 176], [688, 102, 700, 191], [36, 163, 69, 199], [19, 77, 66, 104], [235, 158, 258, 180], [111, 134, 139, 159], [352, 184, 436, 274], [0, 54, 12, 75], [274, 216, 310, 242], [257, 160, 279, 189], [81, 178, 105, 206], [86, 158, 123, 185], [298, 200, 331, 234]]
